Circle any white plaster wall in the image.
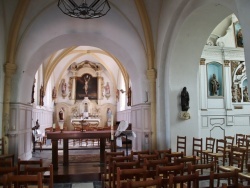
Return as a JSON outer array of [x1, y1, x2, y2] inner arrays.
[[12, 1, 148, 107], [157, 1, 233, 153]]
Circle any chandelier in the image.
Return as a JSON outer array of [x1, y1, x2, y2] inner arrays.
[[58, 0, 111, 19]]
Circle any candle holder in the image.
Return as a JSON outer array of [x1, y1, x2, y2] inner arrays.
[[58, 121, 64, 133]]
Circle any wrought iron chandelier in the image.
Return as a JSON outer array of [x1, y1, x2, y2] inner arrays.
[[58, 0, 111, 19]]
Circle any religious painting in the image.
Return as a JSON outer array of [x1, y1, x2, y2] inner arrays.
[[234, 22, 244, 48], [76, 74, 98, 100]]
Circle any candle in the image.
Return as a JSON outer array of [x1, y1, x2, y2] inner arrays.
[[111, 115, 113, 128], [52, 123, 55, 129]]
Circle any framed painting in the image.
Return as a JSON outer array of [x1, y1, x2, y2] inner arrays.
[[76, 74, 98, 100], [234, 22, 244, 48]]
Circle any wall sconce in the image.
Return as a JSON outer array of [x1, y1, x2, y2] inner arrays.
[[58, 121, 64, 133]]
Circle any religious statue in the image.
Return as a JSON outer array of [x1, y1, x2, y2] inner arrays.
[[59, 108, 64, 120], [52, 86, 57, 100], [237, 29, 243, 47], [127, 87, 132, 106], [181, 87, 189, 111], [210, 74, 220, 96], [83, 74, 91, 95], [107, 108, 112, 126], [104, 82, 111, 99], [31, 79, 36, 103], [243, 86, 249, 102], [61, 79, 67, 97], [39, 85, 44, 106]]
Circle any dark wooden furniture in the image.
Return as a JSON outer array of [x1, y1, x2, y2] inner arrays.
[[47, 130, 114, 170]]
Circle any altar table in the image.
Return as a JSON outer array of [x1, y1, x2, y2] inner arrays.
[[47, 130, 113, 170]]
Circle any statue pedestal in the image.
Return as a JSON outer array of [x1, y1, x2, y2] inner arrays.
[[179, 111, 191, 120]]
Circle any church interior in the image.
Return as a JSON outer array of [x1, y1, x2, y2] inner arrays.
[[1, 0, 250, 186]]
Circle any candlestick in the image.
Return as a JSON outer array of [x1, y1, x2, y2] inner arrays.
[[59, 121, 64, 133], [52, 123, 55, 132]]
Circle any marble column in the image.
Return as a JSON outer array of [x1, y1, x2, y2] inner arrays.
[[199, 58, 207, 110]]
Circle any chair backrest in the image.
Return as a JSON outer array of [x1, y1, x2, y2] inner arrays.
[[177, 136, 186, 156], [126, 176, 162, 188], [138, 154, 158, 166], [0, 166, 18, 176], [215, 139, 226, 153], [229, 146, 245, 172], [25, 164, 53, 188], [236, 134, 245, 146], [116, 166, 147, 188], [156, 163, 184, 179], [111, 160, 140, 188], [131, 150, 150, 160], [164, 152, 184, 164], [154, 149, 171, 159], [188, 161, 215, 184], [205, 137, 215, 152], [143, 158, 169, 179], [174, 155, 196, 172], [224, 136, 234, 149], [192, 137, 203, 157], [0, 159, 13, 167], [210, 169, 239, 188], [7, 172, 43, 188], [17, 158, 43, 175], [168, 170, 199, 188]]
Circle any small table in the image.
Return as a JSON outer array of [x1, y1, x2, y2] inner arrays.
[[47, 130, 114, 170]]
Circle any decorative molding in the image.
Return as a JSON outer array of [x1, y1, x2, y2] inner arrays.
[[234, 106, 243, 109], [200, 58, 206, 65], [224, 60, 230, 67]]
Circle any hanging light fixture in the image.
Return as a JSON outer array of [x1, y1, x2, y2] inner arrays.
[[58, 0, 111, 19]]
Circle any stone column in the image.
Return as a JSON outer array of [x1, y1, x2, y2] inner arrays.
[[2, 62, 17, 154], [224, 60, 233, 110], [147, 68, 156, 150], [199, 58, 207, 110]]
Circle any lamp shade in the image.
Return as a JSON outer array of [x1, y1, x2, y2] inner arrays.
[[58, 0, 111, 19]]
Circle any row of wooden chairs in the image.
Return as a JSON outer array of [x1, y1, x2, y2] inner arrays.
[[0, 158, 53, 188], [103, 149, 249, 188]]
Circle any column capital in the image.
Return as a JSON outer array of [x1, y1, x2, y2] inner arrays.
[[4, 63, 17, 76], [147, 69, 157, 80], [224, 60, 230, 67], [200, 58, 206, 65]]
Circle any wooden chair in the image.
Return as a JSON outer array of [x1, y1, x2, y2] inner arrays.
[[17, 158, 43, 175], [0, 166, 18, 176], [238, 138, 250, 167], [103, 151, 125, 185], [138, 153, 158, 167], [185, 137, 203, 164], [144, 158, 169, 179], [156, 163, 185, 187], [173, 136, 186, 156], [224, 136, 235, 164], [126, 176, 162, 188], [154, 149, 171, 159], [131, 150, 150, 160], [6, 172, 43, 188], [107, 155, 134, 188], [207, 139, 226, 171], [25, 164, 53, 188], [174, 155, 196, 173], [239, 163, 250, 186], [0, 174, 8, 188], [168, 170, 199, 188], [235, 134, 246, 146], [110, 160, 140, 188], [164, 151, 184, 164], [116, 166, 147, 188], [0, 159, 13, 167], [188, 161, 215, 187], [209, 169, 239, 188], [32, 130, 43, 152], [201, 137, 215, 164]]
